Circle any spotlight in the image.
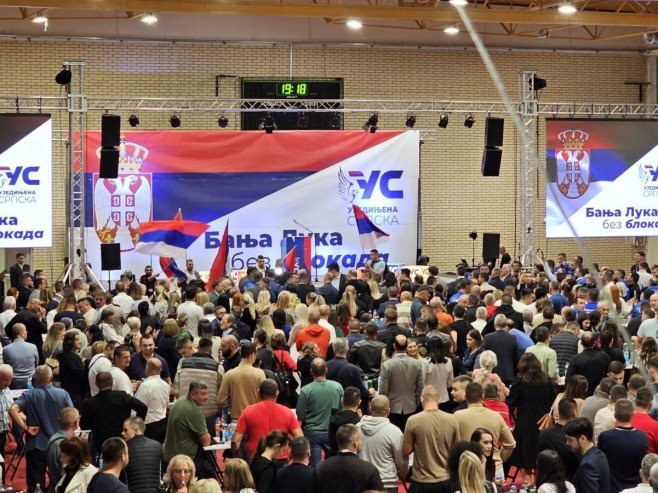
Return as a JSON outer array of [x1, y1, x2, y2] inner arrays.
[[141, 12, 158, 24], [531, 75, 547, 90], [217, 115, 228, 128], [346, 19, 363, 29], [128, 114, 140, 127], [438, 115, 449, 128], [328, 112, 341, 129], [464, 114, 475, 128], [557, 3, 577, 13], [443, 26, 459, 35], [55, 66, 71, 85], [169, 114, 181, 128], [32, 11, 47, 24], [297, 112, 309, 129], [405, 115, 416, 129], [363, 113, 378, 132], [449, 0, 468, 5], [261, 114, 276, 134]]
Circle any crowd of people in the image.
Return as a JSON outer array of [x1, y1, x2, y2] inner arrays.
[[2, 248, 658, 493]]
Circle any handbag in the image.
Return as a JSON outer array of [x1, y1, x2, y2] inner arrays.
[[45, 346, 60, 377], [537, 412, 555, 430], [274, 350, 298, 407]]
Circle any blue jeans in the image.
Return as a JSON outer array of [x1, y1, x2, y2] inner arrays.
[[307, 433, 330, 467]]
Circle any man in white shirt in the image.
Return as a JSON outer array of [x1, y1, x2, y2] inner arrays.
[[77, 297, 97, 327], [176, 287, 204, 338], [88, 342, 113, 396], [112, 281, 134, 317], [471, 307, 487, 333], [135, 358, 170, 442], [0, 296, 17, 334], [318, 305, 337, 343], [110, 345, 134, 396], [620, 453, 658, 493]]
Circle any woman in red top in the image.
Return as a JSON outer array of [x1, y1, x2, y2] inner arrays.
[[271, 332, 297, 372]]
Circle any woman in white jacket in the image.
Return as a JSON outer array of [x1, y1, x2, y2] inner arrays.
[[54, 436, 99, 493]]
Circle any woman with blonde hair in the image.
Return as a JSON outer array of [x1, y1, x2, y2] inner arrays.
[[457, 451, 488, 493], [287, 303, 309, 347], [168, 291, 181, 315], [273, 291, 295, 325], [153, 284, 169, 320], [195, 291, 210, 308], [43, 322, 66, 359], [240, 292, 257, 333], [192, 479, 222, 493], [472, 350, 509, 399], [255, 290, 272, 319], [257, 315, 281, 346], [340, 290, 358, 318], [162, 454, 197, 493], [223, 458, 256, 493], [297, 341, 319, 387]]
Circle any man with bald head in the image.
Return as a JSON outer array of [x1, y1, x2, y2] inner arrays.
[[135, 358, 171, 442], [379, 334, 423, 431], [297, 357, 344, 467], [5, 296, 47, 363], [220, 334, 241, 372], [359, 395, 408, 493]]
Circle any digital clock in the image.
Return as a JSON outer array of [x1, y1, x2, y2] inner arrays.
[[276, 82, 308, 97]]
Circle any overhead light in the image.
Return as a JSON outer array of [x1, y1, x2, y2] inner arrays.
[[449, 0, 468, 6], [346, 19, 363, 30], [443, 26, 459, 35], [363, 113, 379, 133], [557, 3, 577, 13], [297, 112, 309, 129], [438, 115, 449, 128], [261, 114, 276, 134], [128, 114, 140, 127], [328, 113, 341, 129], [141, 12, 158, 24], [405, 115, 416, 129], [217, 115, 228, 128], [55, 66, 71, 85], [464, 114, 475, 128], [32, 11, 47, 24], [169, 114, 181, 128]]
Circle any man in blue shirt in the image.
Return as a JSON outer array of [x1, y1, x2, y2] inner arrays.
[[9, 365, 73, 492], [3, 323, 38, 390]]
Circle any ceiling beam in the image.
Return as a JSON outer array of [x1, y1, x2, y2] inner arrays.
[[1, 1, 658, 27]]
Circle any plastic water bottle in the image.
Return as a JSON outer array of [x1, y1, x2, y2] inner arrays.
[[220, 417, 227, 442], [510, 484, 518, 493], [528, 485, 537, 493], [214, 417, 222, 441], [27, 377, 32, 391], [520, 480, 528, 493]]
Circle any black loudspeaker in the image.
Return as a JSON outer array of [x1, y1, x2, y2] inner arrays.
[[482, 233, 500, 262], [481, 147, 502, 176], [101, 114, 121, 147], [485, 117, 504, 147], [99, 148, 119, 178], [100, 243, 122, 271]]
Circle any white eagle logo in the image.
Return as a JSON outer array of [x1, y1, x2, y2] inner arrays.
[[338, 168, 358, 204]]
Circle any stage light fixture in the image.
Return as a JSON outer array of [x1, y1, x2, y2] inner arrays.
[[443, 26, 459, 35], [557, 3, 577, 13], [405, 115, 416, 128], [346, 19, 363, 29], [464, 114, 475, 128], [297, 112, 309, 129], [438, 115, 449, 128], [363, 113, 379, 132], [328, 113, 341, 129], [141, 12, 158, 24], [169, 114, 181, 128], [217, 115, 228, 128], [127, 114, 140, 127], [55, 66, 71, 85], [261, 114, 276, 134], [531, 75, 547, 90], [449, 0, 468, 5]]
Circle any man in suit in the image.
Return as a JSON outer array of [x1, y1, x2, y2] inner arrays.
[[483, 314, 519, 386], [311, 423, 384, 493], [565, 417, 611, 493], [379, 334, 424, 432], [9, 252, 25, 289], [327, 262, 347, 300], [566, 331, 611, 397], [538, 397, 579, 480]]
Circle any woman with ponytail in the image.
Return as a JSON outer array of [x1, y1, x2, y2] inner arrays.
[[249, 430, 290, 493]]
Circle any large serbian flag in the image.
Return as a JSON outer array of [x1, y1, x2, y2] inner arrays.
[[135, 219, 209, 258], [353, 204, 389, 251]]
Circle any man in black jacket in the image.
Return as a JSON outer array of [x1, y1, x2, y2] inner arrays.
[[483, 314, 519, 386], [566, 331, 611, 396], [5, 297, 47, 363], [327, 339, 369, 411], [122, 416, 163, 493], [312, 423, 383, 493], [9, 252, 25, 289], [278, 437, 313, 493], [81, 371, 148, 456], [328, 387, 362, 456], [481, 294, 524, 336], [538, 397, 579, 480]]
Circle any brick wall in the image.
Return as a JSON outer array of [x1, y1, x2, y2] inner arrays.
[[0, 40, 646, 277]]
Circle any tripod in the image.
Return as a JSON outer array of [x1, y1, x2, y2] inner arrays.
[[57, 260, 104, 290], [469, 231, 478, 266]]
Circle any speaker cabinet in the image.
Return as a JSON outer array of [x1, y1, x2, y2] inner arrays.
[[100, 243, 122, 271], [101, 114, 121, 147], [99, 148, 120, 179], [482, 233, 501, 262], [485, 117, 504, 147], [481, 147, 502, 177]]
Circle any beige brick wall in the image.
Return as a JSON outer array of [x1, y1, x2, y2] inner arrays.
[[0, 40, 646, 277]]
